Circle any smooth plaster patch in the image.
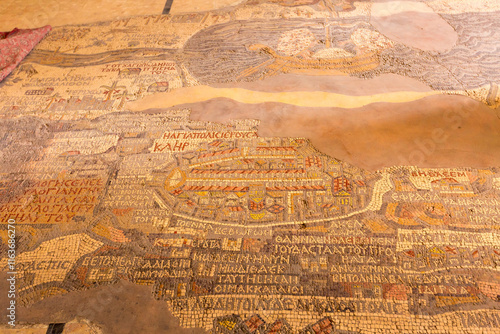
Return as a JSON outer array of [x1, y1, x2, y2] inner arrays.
[[371, 1, 458, 52]]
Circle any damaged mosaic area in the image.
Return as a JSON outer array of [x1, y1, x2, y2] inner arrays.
[[2, 109, 500, 332], [1, 0, 500, 333]]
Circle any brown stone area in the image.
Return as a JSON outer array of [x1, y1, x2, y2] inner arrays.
[[0, 273, 206, 333], [370, 1, 458, 52], [172, 94, 499, 171]]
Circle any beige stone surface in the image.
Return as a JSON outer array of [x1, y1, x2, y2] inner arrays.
[[0, 0, 166, 31], [170, 0, 245, 14]]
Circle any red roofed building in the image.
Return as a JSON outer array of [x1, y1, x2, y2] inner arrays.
[[333, 176, 351, 193]]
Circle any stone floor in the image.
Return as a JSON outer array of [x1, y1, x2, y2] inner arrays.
[[1, 0, 500, 333]]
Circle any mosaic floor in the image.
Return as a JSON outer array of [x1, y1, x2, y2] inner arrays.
[[2, 0, 500, 333]]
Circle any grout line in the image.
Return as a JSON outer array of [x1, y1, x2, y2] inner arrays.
[[162, 0, 175, 14]]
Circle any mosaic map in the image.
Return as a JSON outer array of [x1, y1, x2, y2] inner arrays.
[[2, 0, 500, 333]]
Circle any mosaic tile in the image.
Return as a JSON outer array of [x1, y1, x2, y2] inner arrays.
[[1, 1, 500, 333]]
